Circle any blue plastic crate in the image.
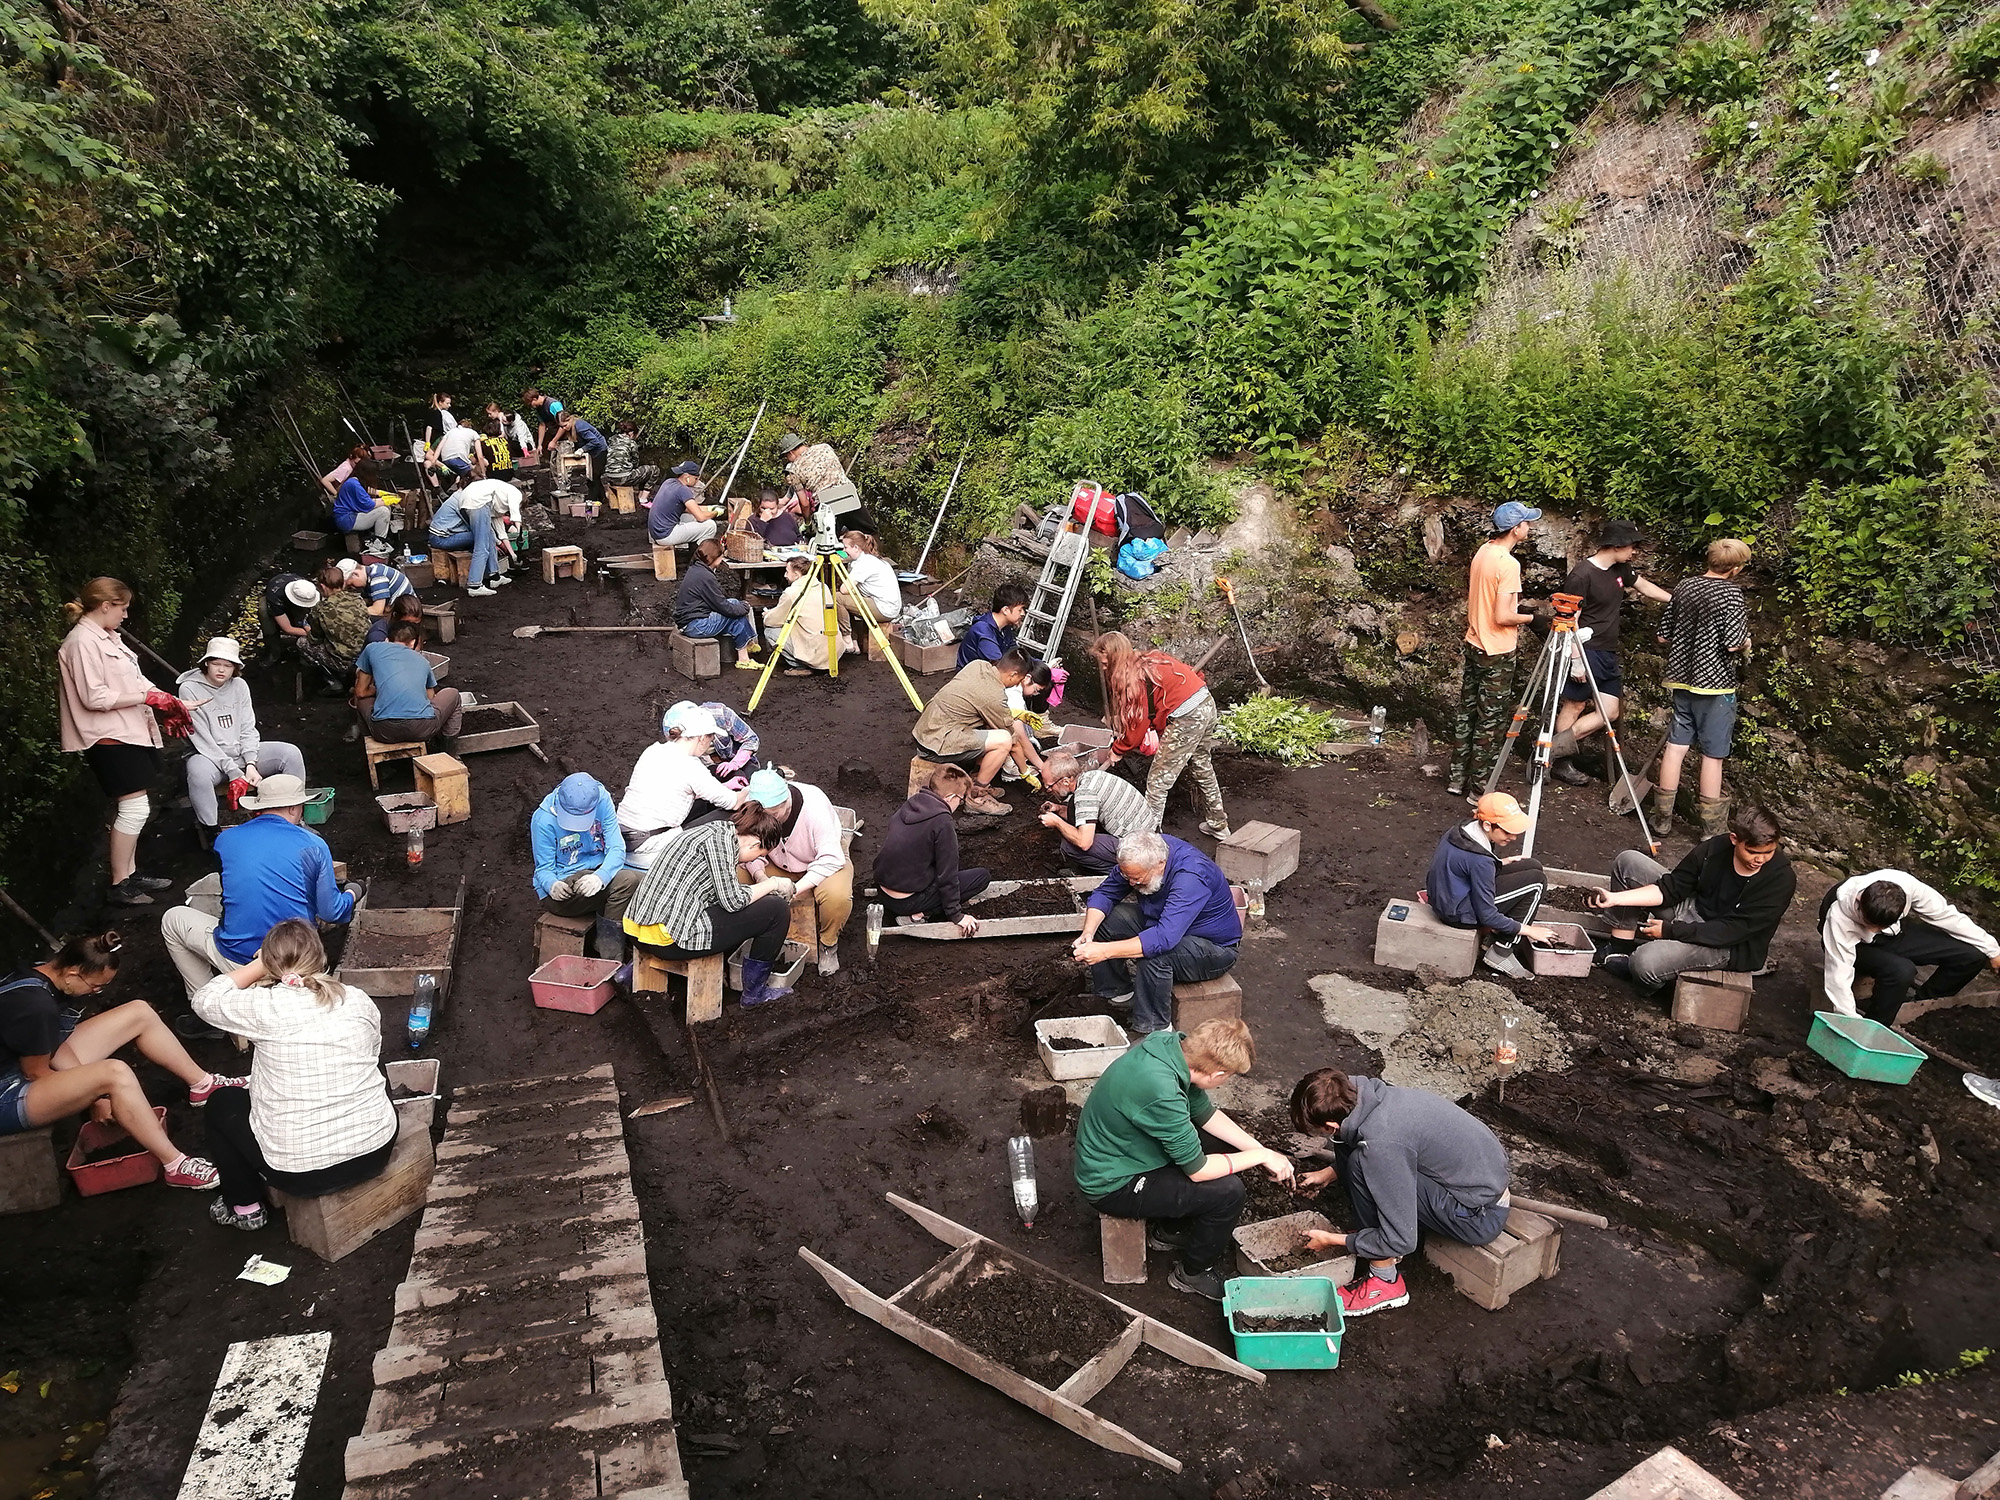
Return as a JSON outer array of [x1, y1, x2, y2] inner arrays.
[[1222, 1276, 1343, 1371]]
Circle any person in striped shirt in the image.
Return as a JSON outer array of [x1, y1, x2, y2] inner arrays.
[[622, 804, 798, 1007], [1037, 750, 1158, 874]]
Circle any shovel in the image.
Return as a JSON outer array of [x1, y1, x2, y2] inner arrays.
[[1216, 577, 1273, 696], [513, 624, 686, 639], [1608, 729, 1669, 816]]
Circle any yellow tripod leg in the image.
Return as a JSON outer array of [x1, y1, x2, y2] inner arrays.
[[747, 596, 808, 713], [827, 554, 926, 713]]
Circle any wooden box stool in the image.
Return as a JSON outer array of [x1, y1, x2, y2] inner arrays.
[[421, 602, 456, 644], [1100, 1214, 1147, 1285], [652, 544, 677, 581], [0, 1128, 60, 1214], [670, 630, 722, 680], [272, 1112, 434, 1263], [608, 485, 638, 514], [413, 753, 470, 825], [1672, 969, 1753, 1032], [542, 545, 586, 583], [363, 737, 426, 790], [1373, 896, 1478, 977], [634, 949, 726, 1023], [1172, 974, 1243, 1032], [1423, 1206, 1560, 1311], [534, 911, 596, 966], [898, 636, 957, 675], [1215, 822, 1302, 891]]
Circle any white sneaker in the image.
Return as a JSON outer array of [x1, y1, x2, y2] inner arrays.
[[466, 585, 498, 597], [1482, 942, 1530, 980], [1966, 1074, 2000, 1110], [491, 574, 513, 586], [364, 541, 394, 558], [817, 949, 840, 977]]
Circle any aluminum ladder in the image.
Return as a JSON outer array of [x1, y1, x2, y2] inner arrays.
[[1016, 506, 1090, 665]]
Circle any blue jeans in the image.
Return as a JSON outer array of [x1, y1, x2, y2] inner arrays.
[[430, 522, 497, 587], [1668, 688, 1737, 759], [1088, 898, 1239, 1034], [683, 611, 755, 650], [1342, 1140, 1509, 1260]]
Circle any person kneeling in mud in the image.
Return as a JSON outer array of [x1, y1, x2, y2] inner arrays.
[[1289, 1068, 1513, 1320]]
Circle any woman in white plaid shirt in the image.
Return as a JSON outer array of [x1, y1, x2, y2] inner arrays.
[[623, 804, 799, 1006]]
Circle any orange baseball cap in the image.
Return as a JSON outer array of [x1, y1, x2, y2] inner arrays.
[[1475, 792, 1530, 834]]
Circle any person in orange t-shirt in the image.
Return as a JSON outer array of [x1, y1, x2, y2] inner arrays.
[[1448, 502, 1545, 799]]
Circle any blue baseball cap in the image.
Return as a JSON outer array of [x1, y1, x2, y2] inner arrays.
[[554, 773, 602, 831], [1492, 501, 1543, 530], [746, 768, 790, 808]]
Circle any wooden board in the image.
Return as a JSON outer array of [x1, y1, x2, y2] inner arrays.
[[877, 876, 1102, 941], [177, 1332, 330, 1500], [447, 700, 541, 756]]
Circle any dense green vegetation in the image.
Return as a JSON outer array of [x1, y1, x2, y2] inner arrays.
[[2, 0, 1997, 888]]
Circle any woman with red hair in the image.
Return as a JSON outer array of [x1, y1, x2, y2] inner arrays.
[[1092, 632, 1229, 838]]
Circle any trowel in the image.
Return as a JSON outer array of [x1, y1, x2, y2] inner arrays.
[[1608, 729, 1669, 815]]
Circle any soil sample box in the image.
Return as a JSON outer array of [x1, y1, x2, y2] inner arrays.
[[1373, 897, 1478, 977], [1671, 969, 1753, 1032], [1215, 822, 1301, 891], [899, 636, 957, 675]]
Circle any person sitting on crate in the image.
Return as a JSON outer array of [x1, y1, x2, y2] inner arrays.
[[161, 774, 358, 1000], [176, 638, 307, 850], [191, 919, 400, 1232], [910, 649, 1044, 816], [765, 556, 853, 676], [1073, 831, 1241, 1037], [616, 704, 747, 871], [1589, 802, 1795, 1000], [0, 929, 225, 1192], [427, 475, 509, 597], [352, 621, 464, 746], [1423, 792, 1557, 981], [533, 772, 644, 963], [955, 583, 1028, 669], [1819, 869, 2000, 1027], [556, 413, 610, 508], [263, 575, 347, 691], [834, 516, 902, 627], [675, 538, 761, 667], [874, 765, 990, 934], [331, 459, 399, 558], [1037, 748, 1158, 875], [741, 768, 854, 977], [649, 462, 721, 549], [1073, 1017, 1294, 1302], [310, 565, 372, 685], [623, 804, 799, 1008], [1288, 1068, 1514, 1321], [603, 418, 660, 497]]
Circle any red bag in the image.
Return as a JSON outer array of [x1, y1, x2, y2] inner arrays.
[[1069, 483, 1118, 536]]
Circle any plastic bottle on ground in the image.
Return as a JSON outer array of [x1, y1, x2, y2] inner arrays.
[[1368, 705, 1387, 745], [409, 973, 436, 1051], [1006, 1134, 1038, 1228]]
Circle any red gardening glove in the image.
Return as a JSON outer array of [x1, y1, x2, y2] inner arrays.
[[145, 689, 194, 738], [225, 778, 253, 811]]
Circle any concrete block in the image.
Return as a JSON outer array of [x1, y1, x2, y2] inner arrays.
[[669, 630, 721, 681], [1100, 1214, 1147, 1285], [1586, 1447, 1747, 1499], [1374, 897, 1478, 977], [0, 1128, 60, 1214], [413, 753, 470, 826], [1215, 822, 1301, 891], [1172, 974, 1243, 1032], [1672, 969, 1752, 1032], [535, 911, 596, 967]]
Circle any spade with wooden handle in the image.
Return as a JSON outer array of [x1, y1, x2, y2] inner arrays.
[[1608, 728, 1670, 816], [513, 624, 687, 639]]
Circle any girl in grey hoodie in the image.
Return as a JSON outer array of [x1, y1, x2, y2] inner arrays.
[[177, 639, 305, 836]]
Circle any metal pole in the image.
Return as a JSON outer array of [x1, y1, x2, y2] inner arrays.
[[715, 401, 767, 527], [909, 443, 969, 580]]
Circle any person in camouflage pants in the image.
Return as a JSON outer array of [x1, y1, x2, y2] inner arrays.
[[1448, 646, 1519, 797], [1448, 501, 1544, 796]]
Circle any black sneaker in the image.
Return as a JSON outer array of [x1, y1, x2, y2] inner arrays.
[[1147, 1226, 1190, 1253], [126, 873, 173, 891], [174, 1013, 227, 1041], [107, 880, 154, 907], [1169, 1263, 1226, 1301], [1551, 758, 1591, 787]]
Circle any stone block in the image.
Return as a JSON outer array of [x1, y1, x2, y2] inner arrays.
[[0, 1128, 60, 1214], [1374, 897, 1478, 976], [1100, 1213, 1147, 1285]]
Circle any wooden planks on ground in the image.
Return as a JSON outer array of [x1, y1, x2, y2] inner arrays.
[[341, 1064, 686, 1500], [177, 1332, 331, 1500]]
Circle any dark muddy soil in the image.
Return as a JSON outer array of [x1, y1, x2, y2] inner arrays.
[[970, 883, 1080, 920], [1263, 1246, 1337, 1273], [918, 1249, 1129, 1379], [5, 512, 1998, 1500], [1907, 1003, 2000, 1072], [1232, 1313, 1328, 1333], [1044, 1034, 1096, 1051]]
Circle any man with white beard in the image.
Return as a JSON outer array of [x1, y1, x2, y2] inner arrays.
[[1072, 831, 1242, 1036]]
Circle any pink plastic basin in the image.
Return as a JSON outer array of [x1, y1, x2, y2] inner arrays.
[[529, 954, 621, 1014]]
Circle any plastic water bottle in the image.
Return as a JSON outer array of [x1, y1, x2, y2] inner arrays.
[[406, 827, 425, 869], [408, 973, 435, 1051], [1368, 705, 1387, 745], [1007, 1135, 1038, 1229]]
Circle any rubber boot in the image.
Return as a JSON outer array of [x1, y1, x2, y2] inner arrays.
[[1550, 727, 1578, 759], [1647, 784, 1676, 837], [739, 958, 793, 1008], [1696, 794, 1732, 840], [595, 915, 626, 962], [1551, 756, 1591, 787]]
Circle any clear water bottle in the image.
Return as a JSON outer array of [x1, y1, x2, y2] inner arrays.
[[1368, 705, 1387, 745], [408, 973, 435, 1050], [406, 827, 424, 869], [1006, 1134, 1038, 1229], [1246, 877, 1266, 919]]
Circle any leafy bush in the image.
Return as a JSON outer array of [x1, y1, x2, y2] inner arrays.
[[1217, 696, 1343, 766]]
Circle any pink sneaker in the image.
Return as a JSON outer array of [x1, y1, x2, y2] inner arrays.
[[189, 1074, 247, 1106], [162, 1156, 220, 1190], [1338, 1272, 1411, 1319]]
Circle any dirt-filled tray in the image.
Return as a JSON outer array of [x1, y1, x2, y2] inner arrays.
[[907, 1245, 1129, 1381], [971, 883, 1081, 920], [879, 876, 1101, 941], [338, 901, 462, 998], [450, 700, 541, 755]]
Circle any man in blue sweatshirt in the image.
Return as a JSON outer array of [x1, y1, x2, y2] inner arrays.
[[1074, 832, 1241, 1035], [1423, 792, 1555, 979], [532, 773, 640, 960], [160, 775, 356, 998]]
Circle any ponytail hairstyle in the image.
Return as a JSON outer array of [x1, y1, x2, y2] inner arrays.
[[257, 919, 344, 1009], [63, 577, 133, 628], [1091, 631, 1150, 743], [51, 930, 123, 978]]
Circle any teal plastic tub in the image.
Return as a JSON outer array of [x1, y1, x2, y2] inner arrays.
[[301, 787, 336, 826], [1222, 1277, 1343, 1371], [1807, 1010, 1925, 1085]]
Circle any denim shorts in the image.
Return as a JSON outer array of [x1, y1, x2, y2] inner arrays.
[[1560, 648, 1623, 703], [1667, 689, 1737, 759], [0, 1009, 79, 1136]]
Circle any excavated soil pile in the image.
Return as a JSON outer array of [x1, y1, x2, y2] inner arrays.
[[918, 1249, 1128, 1380], [969, 883, 1079, 920], [1233, 1314, 1329, 1333]]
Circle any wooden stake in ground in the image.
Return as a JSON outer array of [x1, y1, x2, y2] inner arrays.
[[0, 887, 58, 951], [681, 1011, 731, 1143]]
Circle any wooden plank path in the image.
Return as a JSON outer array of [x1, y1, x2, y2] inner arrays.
[[342, 1063, 687, 1500]]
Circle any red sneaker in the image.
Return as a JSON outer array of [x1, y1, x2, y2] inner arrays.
[[1338, 1272, 1410, 1319], [189, 1074, 247, 1106], [162, 1156, 221, 1190]]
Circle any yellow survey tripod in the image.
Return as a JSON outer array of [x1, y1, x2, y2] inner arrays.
[[746, 542, 926, 714]]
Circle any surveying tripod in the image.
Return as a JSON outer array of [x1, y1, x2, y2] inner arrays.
[[1481, 592, 1657, 858], [747, 543, 926, 715]]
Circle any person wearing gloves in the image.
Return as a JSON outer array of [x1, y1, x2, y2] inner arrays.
[[617, 704, 746, 871], [604, 418, 660, 496], [675, 539, 760, 662], [1819, 870, 2000, 1026], [741, 768, 854, 976], [262, 573, 342, 690], [1037, 748, 1158, 875], [176, 638, 306, 847], [332, 464, 398, 557], [1074, 832, 1241, 1036], [190, 919, 399, 1232], [873, 766, 990, 933], [1073, 1018, 1293, 1302], [623, 805, 797, 1007], [428, 477, 510, 596], [648, 463, 720, 550], [161, 774, 357, 997], [698, 701, 759, 782], [1289, 1068, 1513, 1320], [1423, 792, 1557, 980], [532, 773, 642, 962], [57, 576, 192, 906]]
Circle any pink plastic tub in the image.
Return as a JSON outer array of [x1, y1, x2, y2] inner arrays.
[[66, 1107, 168, 1196], [529, 955, 622, 1014]]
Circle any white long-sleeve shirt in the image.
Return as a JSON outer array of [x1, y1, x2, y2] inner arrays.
[[749, 779, 848, 891], [1820, 869, 1998, 1015], [618, 742, 737, 846]]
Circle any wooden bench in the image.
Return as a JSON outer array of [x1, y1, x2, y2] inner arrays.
[[534, 910, 596, 967], [414, 752, 470, 825], [363, 736, 427, 790], [272, 1110, 434, 1263], [1423, 1206, 1560, 1311], [1100, 1214, 1148, 1285], [1672, 969, 1753, 1031], [0, 1128, 60, 1214], [670, 629, 722, 680], [421, 602, 455, 644], [1172, 973, 1243, 1032], [542, 544, 586, 583], [1215, 822, 1301, 891], [634, 949, 725, 1023], [607, 485, 639, 514]]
